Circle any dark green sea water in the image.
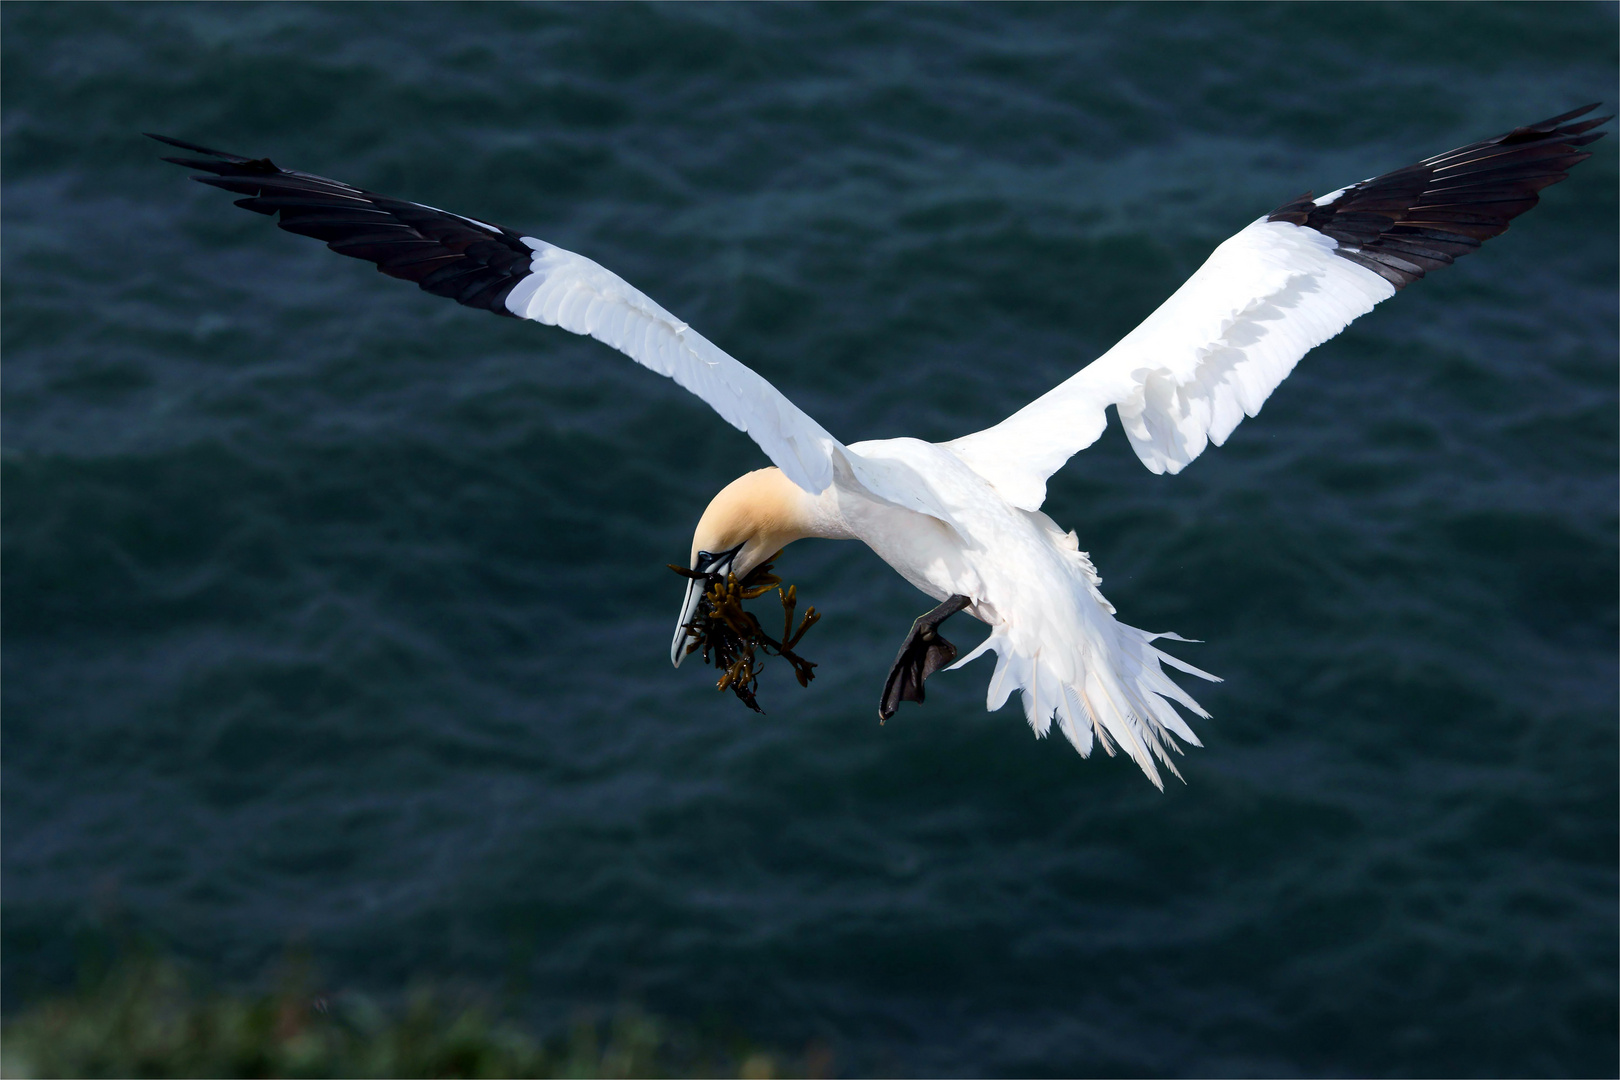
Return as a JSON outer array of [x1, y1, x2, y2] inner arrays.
[[4, 3, 1616, 1075]]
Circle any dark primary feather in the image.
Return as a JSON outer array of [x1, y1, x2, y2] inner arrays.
[[1268, 104, 1612, 288], [146, 134, 533, 316]]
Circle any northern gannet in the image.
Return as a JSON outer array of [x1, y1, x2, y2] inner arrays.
[[150, 104, 1609, 787]]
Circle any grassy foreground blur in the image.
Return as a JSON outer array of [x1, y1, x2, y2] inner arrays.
[[1, 953, 808, 1079]]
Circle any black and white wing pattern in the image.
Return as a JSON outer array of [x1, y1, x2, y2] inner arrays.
[[151, 134, 938, 510], [946, 105, 1611, 511]]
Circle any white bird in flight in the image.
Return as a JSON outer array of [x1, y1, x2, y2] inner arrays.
[[152, 104, 1608, 787]]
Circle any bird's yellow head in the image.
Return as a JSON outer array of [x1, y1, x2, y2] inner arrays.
[[669, 468, 823, 710], [690, 468, 814, 577], [671, 467, 815, 666]]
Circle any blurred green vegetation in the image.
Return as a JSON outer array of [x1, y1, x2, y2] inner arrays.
[[1, 951, 812, 1079]]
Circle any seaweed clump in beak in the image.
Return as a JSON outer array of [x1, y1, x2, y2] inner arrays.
[[667, 553, 820, 713]]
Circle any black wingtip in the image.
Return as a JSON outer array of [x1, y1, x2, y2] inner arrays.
[[149, 134, 281, 179], [146, 132, 215, 152], [1508, 103, 1608, 138], [1266, 105, 1611, 291], [1513, 103, 1612, 142], [1537, 102, 1602, 127], [145, 133, 257, 163]]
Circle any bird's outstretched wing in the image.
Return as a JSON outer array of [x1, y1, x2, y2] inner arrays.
[[149, 133, 950, 515], [946, 104, 1610, 512]]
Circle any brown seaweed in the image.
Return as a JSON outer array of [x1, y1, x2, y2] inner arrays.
[[668, 552, 820, 713]]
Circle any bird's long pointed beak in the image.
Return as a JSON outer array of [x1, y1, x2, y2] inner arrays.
[[671, 573, 708, 668], [670, 544, 742, 668]]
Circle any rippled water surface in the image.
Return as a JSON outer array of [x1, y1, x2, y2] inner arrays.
[[5, 4, 1617, 1075]]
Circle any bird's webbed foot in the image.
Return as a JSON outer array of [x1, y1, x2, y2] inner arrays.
[[879, 594, 971, 721]]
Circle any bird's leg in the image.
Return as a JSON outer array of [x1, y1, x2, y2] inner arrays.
[[879, 594, 972, 722]]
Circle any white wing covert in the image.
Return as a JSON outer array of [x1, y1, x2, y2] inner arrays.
[[502, 238, 839, 494], [947, 104, 1610, 512], [948, 220, 1393, 510]]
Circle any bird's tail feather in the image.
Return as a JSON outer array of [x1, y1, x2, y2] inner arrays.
[[953, 624, 1218, 789]]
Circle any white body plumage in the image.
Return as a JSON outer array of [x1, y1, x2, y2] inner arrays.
[[834, 437, 1216, 786]]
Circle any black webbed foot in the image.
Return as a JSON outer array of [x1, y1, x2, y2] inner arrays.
[[879, 594, 971, 721]]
